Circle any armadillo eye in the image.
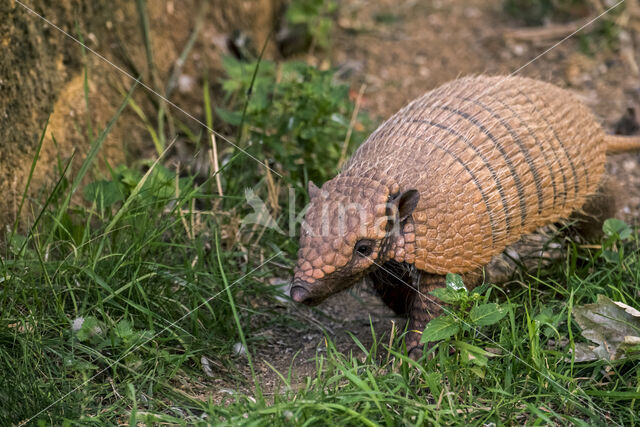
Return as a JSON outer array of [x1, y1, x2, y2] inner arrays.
[[354, 239, 374, 257]]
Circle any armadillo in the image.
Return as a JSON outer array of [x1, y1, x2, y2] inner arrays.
[[289, 75, 640, 358]]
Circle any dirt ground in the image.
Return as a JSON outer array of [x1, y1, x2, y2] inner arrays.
[[208, 0, 640, 401], [0, 0, 282, 233]]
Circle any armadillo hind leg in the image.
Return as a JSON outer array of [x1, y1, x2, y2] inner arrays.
[[484, 225, 564, 284]]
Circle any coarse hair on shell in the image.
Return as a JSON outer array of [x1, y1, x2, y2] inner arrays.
[[290, 176, 419, 305]]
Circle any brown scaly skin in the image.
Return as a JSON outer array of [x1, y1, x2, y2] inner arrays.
[[290, 75, 640, 359], [289, 172, 472, 359], [290, 176, 421, 306]]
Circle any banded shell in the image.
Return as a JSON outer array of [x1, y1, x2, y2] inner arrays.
[[342, 75, 606, 274]]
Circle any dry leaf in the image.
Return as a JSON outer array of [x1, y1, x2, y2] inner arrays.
[[570, 295, 640, 362]]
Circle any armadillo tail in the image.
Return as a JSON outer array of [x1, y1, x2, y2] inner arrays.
[[605, 134, 640, 153]]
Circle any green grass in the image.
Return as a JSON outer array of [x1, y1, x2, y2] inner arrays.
[[128, 232, 638, 426], [184, 232, 640, 426], [0, 82, 285, 424]]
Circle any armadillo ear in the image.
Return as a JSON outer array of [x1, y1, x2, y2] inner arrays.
[[308, 181, 320, 199], [393, 189, 420, 222]]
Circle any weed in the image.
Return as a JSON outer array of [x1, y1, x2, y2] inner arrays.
[[219, 57, 368, 185], [420, 273, 513, 379], [0, 85, 276, 424], [286, 0, 338, 50], [216, 56, 370, 253], [503, 0, 591, 26], [578, 16, 622, 56], [503, 0, 623, 55], [0, 18, 370, 421], [193, 221, 639, 425]]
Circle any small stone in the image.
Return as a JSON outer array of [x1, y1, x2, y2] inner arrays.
[[178, 74, 194, 93], [511, 44, 526, 56], [201, 356, 214, 377], [623, 159, 637, 172], [233, 342, 246, 356]]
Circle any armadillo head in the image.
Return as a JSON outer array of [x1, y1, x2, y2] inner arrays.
[[290, 176, 419, 305]]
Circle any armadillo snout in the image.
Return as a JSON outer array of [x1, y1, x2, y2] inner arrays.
[[290, 284, 310, 303], [289, 279, 331, 306]]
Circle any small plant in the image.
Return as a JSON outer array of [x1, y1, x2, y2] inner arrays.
[[503, 0, 591, 26], [219, 57, 368, 186], [420, 273, 513, 376], [82, 164, 197, 215], [286, 0, 338, 50], [0, 86, 270, 422], [599, 217, 633, 264], [216, 56, 370, 251], [503, 0, 623, 55], [578, 16, 622, 56]]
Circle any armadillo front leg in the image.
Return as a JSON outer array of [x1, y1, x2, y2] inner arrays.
[[406, 273, 446, 360], [406, 270, 484, 359], [368, 264, 447, 358]]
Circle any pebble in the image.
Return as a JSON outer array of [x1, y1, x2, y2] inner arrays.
[[511, 44, 526, 56], [233, 342, 246, 356], [623, 159, 637, 172], [178, 74, 194, 93]]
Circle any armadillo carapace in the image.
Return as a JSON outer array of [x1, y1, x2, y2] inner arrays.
[[290, 75, 640, 357]]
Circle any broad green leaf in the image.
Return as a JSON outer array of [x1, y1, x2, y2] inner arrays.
[[115, 165, 142, 188], [603, 218, 632, 240], [74, 316, 102, 342], [470, 367, 485, 378], [420, 315, 459, 343], [430, 273, 468, 304], [446, 273, 467, 292], [534, 307, 562, 338], [115, 319, 133, 339], [215, 107, 244, 126], [601, 249, 620, 264], [454, 341, 490, 367], [83, 180, 124, 210], [470, 303, 508, 326], [430, 287, 466, 304]]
